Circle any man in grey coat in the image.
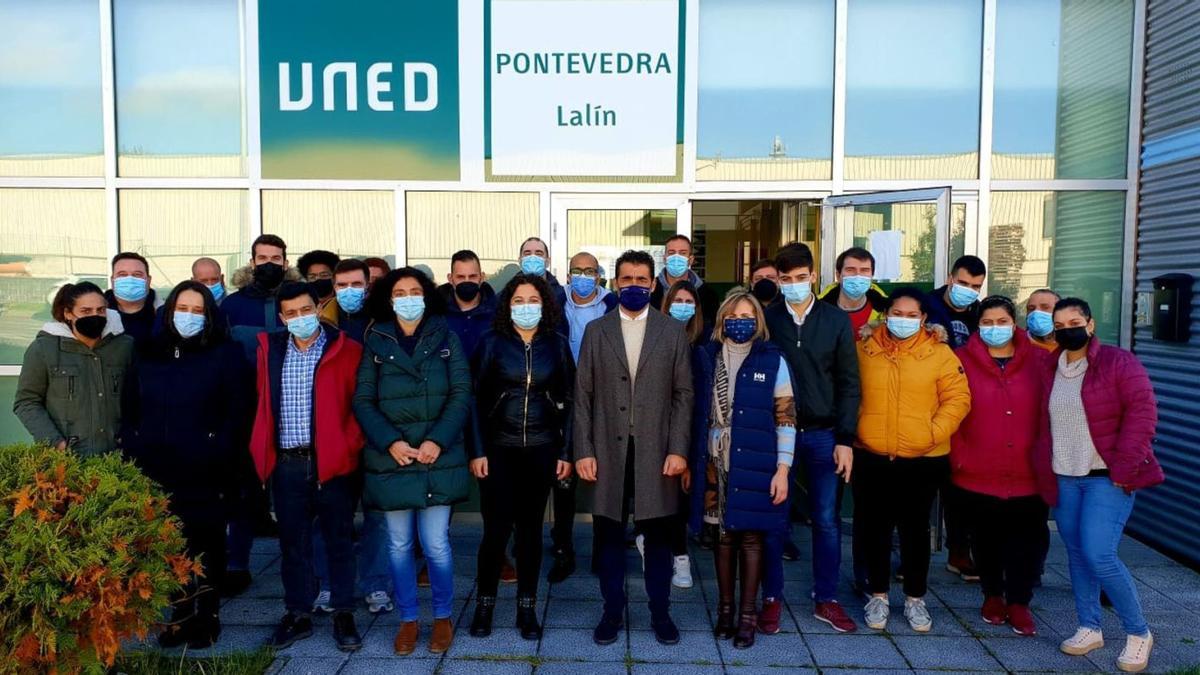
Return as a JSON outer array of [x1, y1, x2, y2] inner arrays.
[[574, 249, 693, 647]]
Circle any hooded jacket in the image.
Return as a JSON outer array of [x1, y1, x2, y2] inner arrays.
[[222, 264, 303, 363], [563, 285, 618, 362]]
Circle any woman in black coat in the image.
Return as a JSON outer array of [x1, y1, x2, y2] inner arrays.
[[121, 280, 250, 649], [467, 274, 575, 641]]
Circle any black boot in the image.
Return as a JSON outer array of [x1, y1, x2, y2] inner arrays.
[[547, 549, 576, 583], [332, 611, 362, 652], [469, 596, 495, 637], [186, 585, 221, 649], [733, 613, 758, 649], [516, 596, 542, 640], [713, 602, 736, 640], [157, 593, 196, 649]]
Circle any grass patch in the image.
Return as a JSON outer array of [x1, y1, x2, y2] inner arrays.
[[113, 648, 275, 675]]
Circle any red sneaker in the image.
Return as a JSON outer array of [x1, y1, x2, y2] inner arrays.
[[1007, 603, 1037, 636], [757, 598, 782, 635], [981, 596, 1007, 625], [814, 601, 857, 633]]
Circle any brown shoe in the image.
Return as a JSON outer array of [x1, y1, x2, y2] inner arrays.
[[393, 621, 419, 655], [500, 557, 517, 584], [429, 618, 454, 654]]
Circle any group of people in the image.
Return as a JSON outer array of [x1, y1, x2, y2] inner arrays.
[[12, 232, 1164, 672]]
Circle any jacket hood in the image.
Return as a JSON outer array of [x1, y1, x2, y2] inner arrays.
[[39, 308, 126, 340], [565, 284, 611, 309], [859, 318, 949, 356], [231, 263, 303, 290]]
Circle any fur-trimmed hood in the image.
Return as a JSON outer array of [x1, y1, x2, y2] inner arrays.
[[230, 264, 302, 290], [39, 309, 125, 340]]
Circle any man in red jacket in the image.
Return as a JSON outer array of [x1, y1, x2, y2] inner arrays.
[[249, 282, 365, 652]]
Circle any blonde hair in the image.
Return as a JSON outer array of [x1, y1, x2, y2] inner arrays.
[[711, 288, 770, 343]]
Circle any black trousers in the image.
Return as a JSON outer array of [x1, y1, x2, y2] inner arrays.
[[852, 449, 947, 598], [942, 474, 971, 552], [477, 444, 558, 597], [958, 487, 1048, 605], [550, 477, 577, 555], [173, 497, 226, 620]]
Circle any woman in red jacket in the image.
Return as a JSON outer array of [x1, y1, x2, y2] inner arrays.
[[950, 296, 1048, 637]]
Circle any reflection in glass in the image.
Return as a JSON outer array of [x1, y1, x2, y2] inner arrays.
[[988, 191, 1124, 343], [692, 200, 819, 299], [566, 210, 676, 287], [0, 377, 31, 444], [845, 0, 982, 179], [0, 0, 103, 176], [0, 189, 107, 364], [992, 0, 1132, 179], [847, 202, 967, 289], [697, 0, 834, 181], [114, 0, 246, 177], [263, 191, 395, 266], [406, 192, 538, 287]]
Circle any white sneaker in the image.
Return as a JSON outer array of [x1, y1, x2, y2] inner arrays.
[[1117, 633, 1153, 672], [904, 597, 932, 632], [864, 595, 889, 630], [635, 534, 645, 571], [365, 590, 394, 614], [672, 555, 693, 589], [312, 589, 333, 614], [1060, 627, 1105, 656]]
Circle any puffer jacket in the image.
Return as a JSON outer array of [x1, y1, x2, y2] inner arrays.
[[951, 329, 1047, 499], [223, 264, 302, 364], [855, 321, 971, 459], [353, 316, 472, 511], [471, 328, 575, 459], [1032, 336, 1163, 505]]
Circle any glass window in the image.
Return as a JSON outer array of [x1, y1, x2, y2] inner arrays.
[[566, 210, 676, 286], [0, 377, 32, 445], [988, 191, 1125, 343], [692, 200, 819, 299], [0, 0, 103, 177], [992, 0, 1132, 179], [696, 0, 834, 181], [113, 0, 246, 177], [406, 192, 538, 287], [845, 0, 983, 179], [0, 189, 107, 364], [118, 190, 250, 296], [844, 202, 967, 291], [263, 191, 395, 264]]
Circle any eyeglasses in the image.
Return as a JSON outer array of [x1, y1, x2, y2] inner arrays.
[[569, 268, 599, 277], [307, 271, 333, 281]]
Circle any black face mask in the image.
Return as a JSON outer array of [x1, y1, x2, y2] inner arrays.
[[752, 279, 778, 304], [454, 281, 481, 302], [72, 315, 107, 340], [1055, 326, 1091, 351], [253, 262, 285, 289], [310, 278, 333, 299]]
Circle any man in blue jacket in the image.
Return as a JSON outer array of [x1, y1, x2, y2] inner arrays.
[[439, 249, 497, 360]]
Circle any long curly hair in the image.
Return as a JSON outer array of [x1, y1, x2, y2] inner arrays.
[[365, 267, 446, 323], [492, 273, 562, 337]]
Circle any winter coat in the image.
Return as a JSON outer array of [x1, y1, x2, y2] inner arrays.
[[1032, 336, 1164, 505], [650, 270, 721, 326], [222, 264, 303, 364], [855, 322, 971, 459], [353, 316, 472, 511], [950, 330, 1046, 499], [318, 300, 371, 344], [438, 282, 498, 360], [104, 289, 164, 347], [13, 311, 134, 457], [249, 326, 365, 484], [926, 285, 980, 350], [472, 328, 575, 458]]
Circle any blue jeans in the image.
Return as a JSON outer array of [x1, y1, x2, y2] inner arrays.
[[1055, 475, 1149, 636], [314, 509, 393, 596], [797, 429, 841, 603], [383, 505, 454, 622]]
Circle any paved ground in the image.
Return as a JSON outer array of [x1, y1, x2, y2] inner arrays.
[[136, 519, 1200, 674]]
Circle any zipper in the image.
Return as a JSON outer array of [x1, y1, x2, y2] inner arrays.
[[522, 341, 532, 446]]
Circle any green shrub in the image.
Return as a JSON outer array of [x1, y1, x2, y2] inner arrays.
[[0, 443, 197, 674]]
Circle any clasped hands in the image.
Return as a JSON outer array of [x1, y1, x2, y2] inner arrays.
[[387, 439, 442, 466]]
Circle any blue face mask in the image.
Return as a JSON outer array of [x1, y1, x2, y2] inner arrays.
[[618, 285, 651, 312], [205, 282, 225, 302], [336, 286, 366, 313], [1026, 310, 1053, 337], [664, 254, 690, 278], [520, 255, 546, 277], [948, 284, 980, 309], [570, 274, 597, 298], [980, 325, 1015, 348], [780, 282, 811, 304], [511, 303, 542, 330], [286, 313, 320, 340], [392, 296, 425, 322], [723, 317, 757, 344], [886, 316, 922, 340], [173, 311, 206, 338], [113, 276, 149, 303], [841, 276, 871, 300], [669, 301, 696, 322]]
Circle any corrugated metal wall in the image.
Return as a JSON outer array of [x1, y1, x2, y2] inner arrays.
[[1126, 0, 1200, 564]]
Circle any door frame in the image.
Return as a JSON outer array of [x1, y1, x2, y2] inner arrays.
[[547, 193, 692, 280]]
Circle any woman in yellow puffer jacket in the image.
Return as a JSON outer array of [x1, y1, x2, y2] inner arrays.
[[852, 287, 971, 635]]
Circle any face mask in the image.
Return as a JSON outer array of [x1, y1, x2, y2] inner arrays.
[[618, 285, 651, 312], [173, 311, 206, 339], [841, 276, 871, 300], [205, 282, 225, 302], [1026, 310, 1053, 337], [454, 281, 480, 302], [392, 296, 425, 322], [520, 255, 546, 277], [780, 282, 811, 304], [511, 303, 542, 330], [113, 276, 148, 303], [1055, 326, 1091, 351], [669, 301, 696, 322], [253, 262, 285, 289], [286, 313, 320, 340], [336, 287, 366, 313], [980, 325, 1014, 348], [723, 317, 757, 344], [310, 278, 333, 299], [71, 315, 107, 340], [570, 274, 597, 298], [948, 284, 980, 309], [751, 279, 778, 304], [886, 316, 922, 340], [665, 254, 690, 278]]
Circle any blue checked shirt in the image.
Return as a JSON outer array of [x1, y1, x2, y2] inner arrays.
[[279, 326, 327, 449]]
